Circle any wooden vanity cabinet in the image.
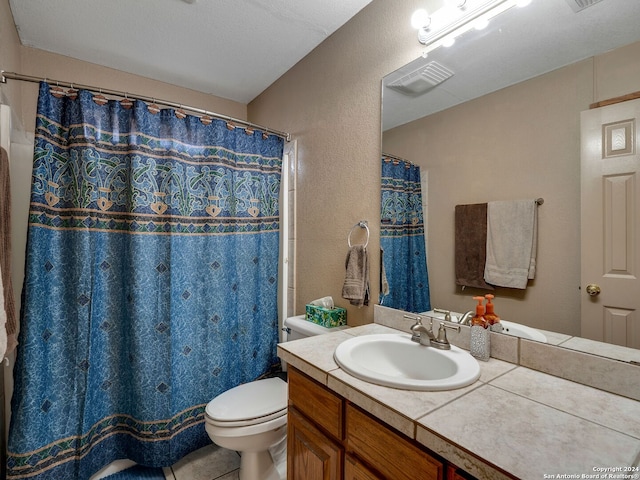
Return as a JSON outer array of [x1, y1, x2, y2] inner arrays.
[[287, 367, 471, 480], [346, 403, 443, 480], [288, 365, 344, 439], [344, 454, 382, 480], [288, 407, 343, 480], [287, 367, 345, 480]]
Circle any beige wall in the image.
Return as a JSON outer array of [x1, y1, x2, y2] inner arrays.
[[249, 0, 435, 326], [0, 0, 23, 122], [250, 0, 640, 331], [2, 58, 246, 143], [15, 47, 248, 139]]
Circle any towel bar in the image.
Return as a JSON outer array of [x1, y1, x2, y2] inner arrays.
[[348, 221, 369, 248]]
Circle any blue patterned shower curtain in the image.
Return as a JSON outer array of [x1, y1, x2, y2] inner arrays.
[[380, 156, 430, 313], [7, 82, 284, 479]]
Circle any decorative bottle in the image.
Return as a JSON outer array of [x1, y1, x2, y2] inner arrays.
[[484, 294, 503, 333], [470, 296, 490, 361]]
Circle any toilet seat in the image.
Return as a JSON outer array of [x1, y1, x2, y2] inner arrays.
[[205, 377, 287, 428]]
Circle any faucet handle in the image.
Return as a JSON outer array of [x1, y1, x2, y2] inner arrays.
[[433, 308, 452, 322], [403, 314, 422, 323], [431, 323, 461, 350]]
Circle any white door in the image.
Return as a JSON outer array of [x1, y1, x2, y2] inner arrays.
[[581, 98, 640, 349]]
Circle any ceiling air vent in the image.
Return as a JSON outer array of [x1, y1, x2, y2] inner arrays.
[[387, 61, 454, 96], [564, 0, 605, 13]]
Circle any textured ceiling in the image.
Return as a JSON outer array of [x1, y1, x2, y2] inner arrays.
[[383, 0, 640, 131], [10, 0, 640, 120], [9, 0, 372, 104]]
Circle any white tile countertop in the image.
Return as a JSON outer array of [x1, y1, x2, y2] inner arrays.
[[277, 323, 640, 480]]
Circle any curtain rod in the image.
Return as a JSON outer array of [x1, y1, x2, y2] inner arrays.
[[1, 71, 290, 142], [382, 152, 415, 165]]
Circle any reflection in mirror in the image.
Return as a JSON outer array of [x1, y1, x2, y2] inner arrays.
[[380, 0, 640, 363], [380, 154, 430, 313]]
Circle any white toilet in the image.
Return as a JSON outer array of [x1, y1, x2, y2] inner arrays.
[[204, 315, 349, 480]]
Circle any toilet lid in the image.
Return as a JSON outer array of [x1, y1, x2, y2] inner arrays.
[[205, 377, 287, 423]]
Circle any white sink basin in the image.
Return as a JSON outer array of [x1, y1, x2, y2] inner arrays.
[[333, 334, 480, 391], [499, 320, 547, 343]]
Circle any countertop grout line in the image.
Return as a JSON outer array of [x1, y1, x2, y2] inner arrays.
[[415, 424, 518, 480], [487, 380, 640, 441], [327, 371, 420, 432], [413, 381, 488, 423], [332, 366, 482, 429]]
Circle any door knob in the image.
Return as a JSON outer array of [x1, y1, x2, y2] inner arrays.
[[586, 284, 601, 296]]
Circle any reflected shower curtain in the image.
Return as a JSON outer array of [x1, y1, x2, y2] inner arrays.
[[380, 156, 430, 313], [7, 82, 284, 479]]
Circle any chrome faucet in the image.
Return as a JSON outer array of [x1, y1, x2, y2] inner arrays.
[[458, 311, 474, 326]]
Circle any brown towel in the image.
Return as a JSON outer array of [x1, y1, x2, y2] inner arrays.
[[342, 245, 370, 307], [0, 146, 17, 354], [455, 203, 494, 290]]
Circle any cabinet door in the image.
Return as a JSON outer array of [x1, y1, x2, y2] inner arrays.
[[288, 407, 343, 480], [344, 454, 380, 480], [446, 465, 477, 480], [346, 404, 443, 480], [288, 366, 344, 440]]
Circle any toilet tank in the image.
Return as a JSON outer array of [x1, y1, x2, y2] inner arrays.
[[280, 315, 350, 372], [282, 315, 349, 342]]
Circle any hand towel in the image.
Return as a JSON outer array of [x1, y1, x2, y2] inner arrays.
[[0, 146, 16, 354], [454, 203, 494, 290], [484, 199, 538, 289], [379, 247, 389, 299], [342, 245, 369, 307]]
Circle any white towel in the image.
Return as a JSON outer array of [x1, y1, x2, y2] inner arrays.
[[484, 199, 537, 289]]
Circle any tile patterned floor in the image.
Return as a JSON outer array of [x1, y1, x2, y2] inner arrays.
[[163, 445, 240, 480]]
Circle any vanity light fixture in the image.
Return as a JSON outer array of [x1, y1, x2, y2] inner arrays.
[[412, 0, 532, 54]]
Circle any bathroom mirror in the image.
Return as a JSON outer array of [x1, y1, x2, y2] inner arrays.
[[380, 0, 640, 364]]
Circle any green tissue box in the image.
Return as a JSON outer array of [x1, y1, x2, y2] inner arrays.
[[305, 304, 347, 328]]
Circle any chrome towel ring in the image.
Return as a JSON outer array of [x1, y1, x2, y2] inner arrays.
[[348, 221, 370, 248]]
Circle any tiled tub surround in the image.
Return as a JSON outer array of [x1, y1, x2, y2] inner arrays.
[[277, 309, 640, 479]]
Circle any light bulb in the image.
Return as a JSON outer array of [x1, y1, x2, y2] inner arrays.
[[442, 36, 456, 47], [474, 18, 490, 30], [411, 9, 431, 29]]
